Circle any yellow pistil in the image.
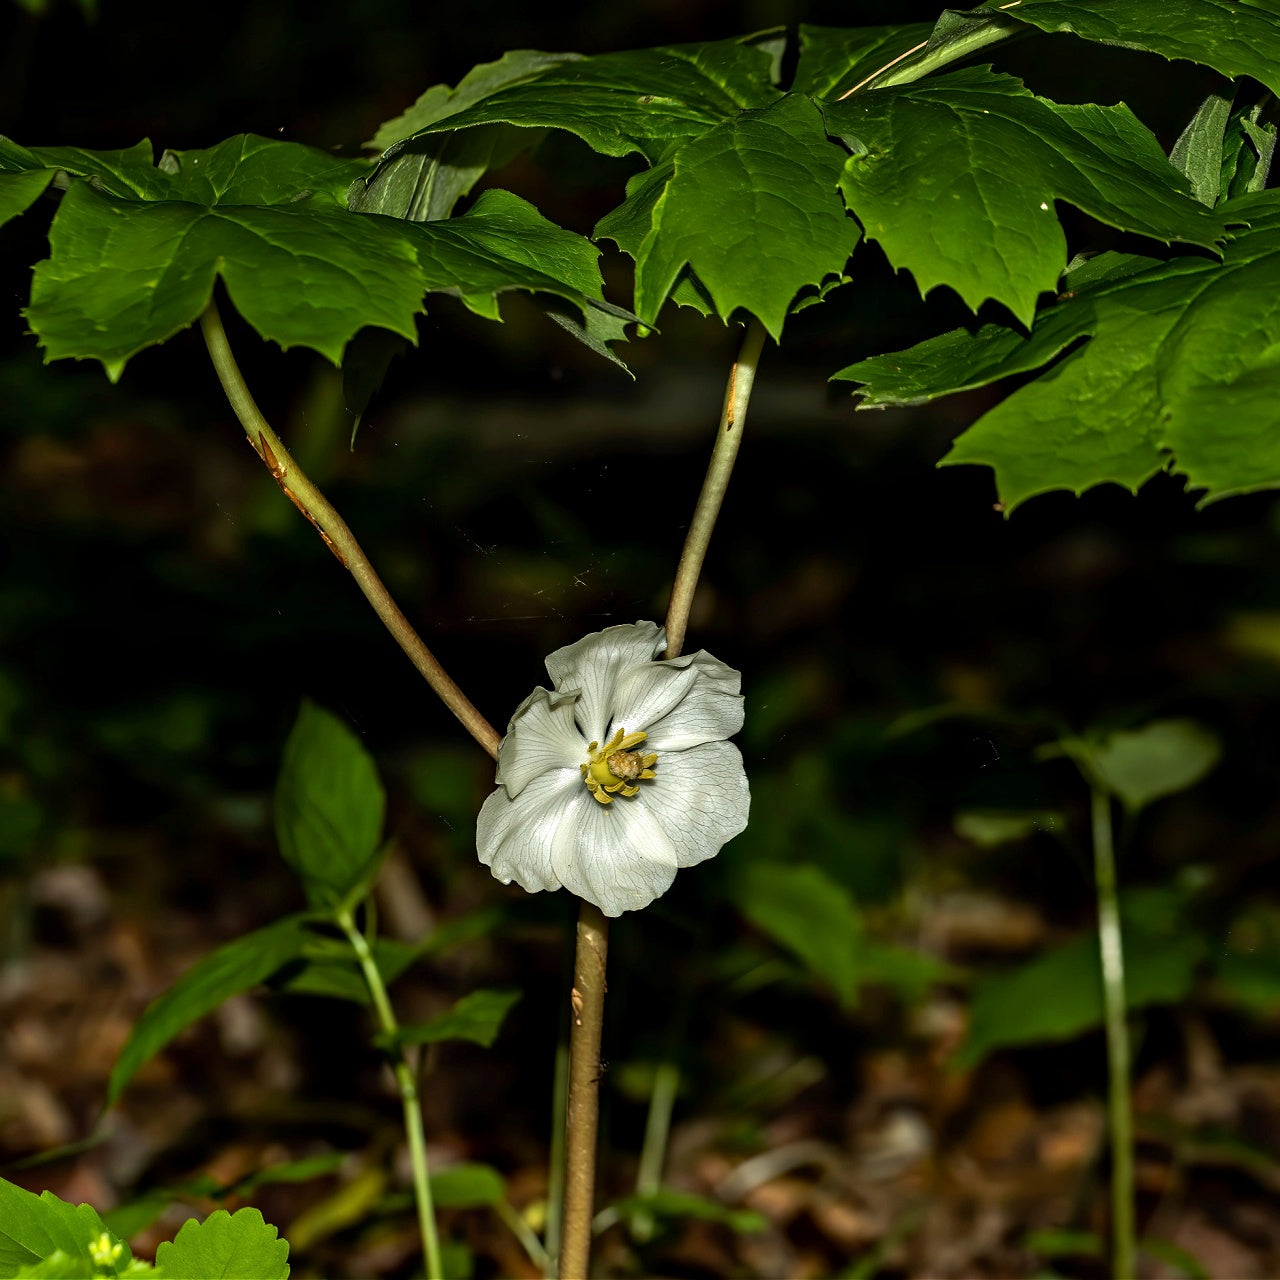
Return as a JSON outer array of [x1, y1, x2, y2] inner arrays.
[[580, 727, 658, 805]]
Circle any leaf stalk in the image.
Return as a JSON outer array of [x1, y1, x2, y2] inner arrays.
[[198, 299, 499, 758], [664, 317, 768, 661]]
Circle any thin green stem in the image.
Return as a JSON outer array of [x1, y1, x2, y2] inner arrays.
[[664, 318, 768, 662], [198, 299, 499, 760], [337, 908, 443, 1280], [544, 1027, 569, 1277], [630, 1057, 680, 1242], [561, 901, 609, 1280], [494, 1198, 550, 1274], [1090, 786, 1135, 1280], [838, 12, 1025, 96]]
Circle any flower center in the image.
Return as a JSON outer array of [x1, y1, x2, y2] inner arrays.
[[580, 727, 658, 805]]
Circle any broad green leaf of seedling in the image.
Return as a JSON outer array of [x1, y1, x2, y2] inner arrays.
[[0, 1179, 127, 1276], [275, 700, 386, 911], [154, 1208, 288, 1280], [1067, 720, 1222, 814]]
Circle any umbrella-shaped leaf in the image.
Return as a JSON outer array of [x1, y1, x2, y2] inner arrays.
[[837, 191, 1280, 510], [390, 35, 783, 164], [1, 134, 618, 378], [597, 93, 859, 338], [1000, 0, 1280, 98], [825, 67, 1227, 327]]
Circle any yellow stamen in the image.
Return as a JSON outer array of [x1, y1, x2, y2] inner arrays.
[[580, 727, 658, 804]]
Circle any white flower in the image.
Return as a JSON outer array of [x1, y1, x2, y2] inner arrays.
[[477, 621, 750, 917]]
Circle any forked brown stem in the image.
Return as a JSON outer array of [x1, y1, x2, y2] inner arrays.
[[198, 299, 499, 758]]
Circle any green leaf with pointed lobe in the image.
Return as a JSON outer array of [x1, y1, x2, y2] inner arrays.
[[365, 50, 578, 153], [597, 93, 858, 339], [1000, 0, 1280, 98], [275, 700, 385, 910], [1, 134, 615, 378], [107, 914, 313, 1106], [792, 23, 933, 98], [0, 168, 56, 228], [391, 35, 783, 164], [796, 9, 1026, 99], [355, 51, 576, 223], [838, 191, 1280, 510], [380, 987, 521, 1051], [956, 917, 1204, 1068], [730, 861, 862, 1005], [825, 67, 1226, 327], [1070, 720, 1222, 813], [0, 1178, 125, 1274], [1170, 88, 1235, 206], [1221, 103, 1278, 199]]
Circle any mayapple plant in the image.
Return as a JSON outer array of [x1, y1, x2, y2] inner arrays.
[[3, 1, 1280, 1277]]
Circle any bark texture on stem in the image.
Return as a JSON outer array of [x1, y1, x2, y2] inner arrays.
[[560, 901, 609, 1280]]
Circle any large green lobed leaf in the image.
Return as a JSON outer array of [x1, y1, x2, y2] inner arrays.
[[355, 50, 577, 223], [825, 67, 1227, 326], [0, 134, 616, 377], [791, 23, 933, 98], [839, 190, 1280, 509], [386, 34, 783, 164], [1067, 720, 1222, 814], [1002, 0, 1280, 97], [597, 93, 859, 339]]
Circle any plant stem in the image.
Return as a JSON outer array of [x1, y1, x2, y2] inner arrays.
[[494, 1198, 551, 1274], [631, 1056, 680, 1241], [198, 299, 499, 759], [557, 321, 765, 1272], [840, 12, 1025, 96], [1090, 786, 1135, 1280], [664, 318, 767, 662], [337, 907, 443, 1280], [560, 901, 609, 1280]]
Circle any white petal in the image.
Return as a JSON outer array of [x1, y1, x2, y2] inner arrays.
[[544, 621, 666, 743], [641, 740, 750, 867], [477, 768, 587, 893], [495, 687, 587, 799], [550, 791, 680, 916], [477, 765, 682, 916], [611, 649, 744, 752]]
